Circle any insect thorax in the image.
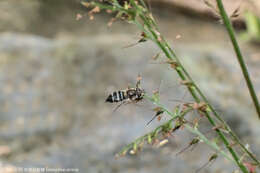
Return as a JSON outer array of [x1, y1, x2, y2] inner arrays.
[[126, 87, 145, 101]]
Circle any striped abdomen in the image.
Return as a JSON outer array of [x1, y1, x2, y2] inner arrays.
[[106, 90, 127, 103]]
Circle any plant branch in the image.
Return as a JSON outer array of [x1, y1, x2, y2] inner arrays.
[[216, 0, 260, 119], [136, 10, 249, 172], [83, 0, 260, 171], [138, 0, 259, 167]]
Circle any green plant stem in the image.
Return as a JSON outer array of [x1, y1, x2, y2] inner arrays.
[[216, 0, 260, 119], [185, 125, 233, 162], [162, 27, 260, 168], [85, 0, 259, 170], [133, 9, 249, 172], [137, 4, 259, 167], [145, 94, 234, 162], [117, 106, 193, 156]]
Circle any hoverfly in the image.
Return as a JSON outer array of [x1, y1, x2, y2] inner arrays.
[[105, 76, 145, 112], [105, 76, 184, 125]]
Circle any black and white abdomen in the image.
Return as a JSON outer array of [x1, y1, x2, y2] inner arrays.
[[106, 90, 127, 103]]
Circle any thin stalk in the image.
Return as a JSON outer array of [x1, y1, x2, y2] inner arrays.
[[144, 94, 177, 118], [138, 12, 249, 173], [216, 0, 260, 119], [164, 33, 260, 165], [84, 0, 259, 170], [137, 3, 259, 166], [146, 94, 234, 162], [185, 125, 233, 162], [117, 106, 193, 156]]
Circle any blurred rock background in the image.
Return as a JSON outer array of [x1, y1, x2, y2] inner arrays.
[[0, 0, 259, 173]]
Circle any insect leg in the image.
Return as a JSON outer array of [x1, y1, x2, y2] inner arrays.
[[112, 100, 131, 113]]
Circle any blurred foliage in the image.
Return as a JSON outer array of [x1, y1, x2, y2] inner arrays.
[[240, 11, 260, 43]]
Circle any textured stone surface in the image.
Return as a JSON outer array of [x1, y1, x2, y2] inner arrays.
[[152, 0, 260, 18], [0, 1, 259, 173]]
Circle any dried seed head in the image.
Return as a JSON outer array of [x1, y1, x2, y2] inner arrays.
[[152, 52, 161, 60], [228, 142, 238, 148], [89, 15, 94, 20], [115, 150, 127, 159], [209, 153, 218, 161], [141, 32, 146, 38], [164, 131, 173, 138], [166, 60, 178, 69], [88, 6, 101, 20], [190, 138, 200, 145], [176, 137, 199, 156], [231, 6, 240, 18], [107, 17, 116, 27], [244, 162, 257, 173], [192, 102, 207, 111], [106, 9, 113, 14], [147, 108, 164, 125], [129, 150, 136, 155], [152, 138, 160, 146], [176, 34, 181, 39], [153, 107, 162, 112], [180, 80, 193, 86], [91, 6, 100, 13], [195, 153, 217, 173], [81, 2, 91, 8], [157, 139, 169, 147], [76, 13, 83, 21]]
